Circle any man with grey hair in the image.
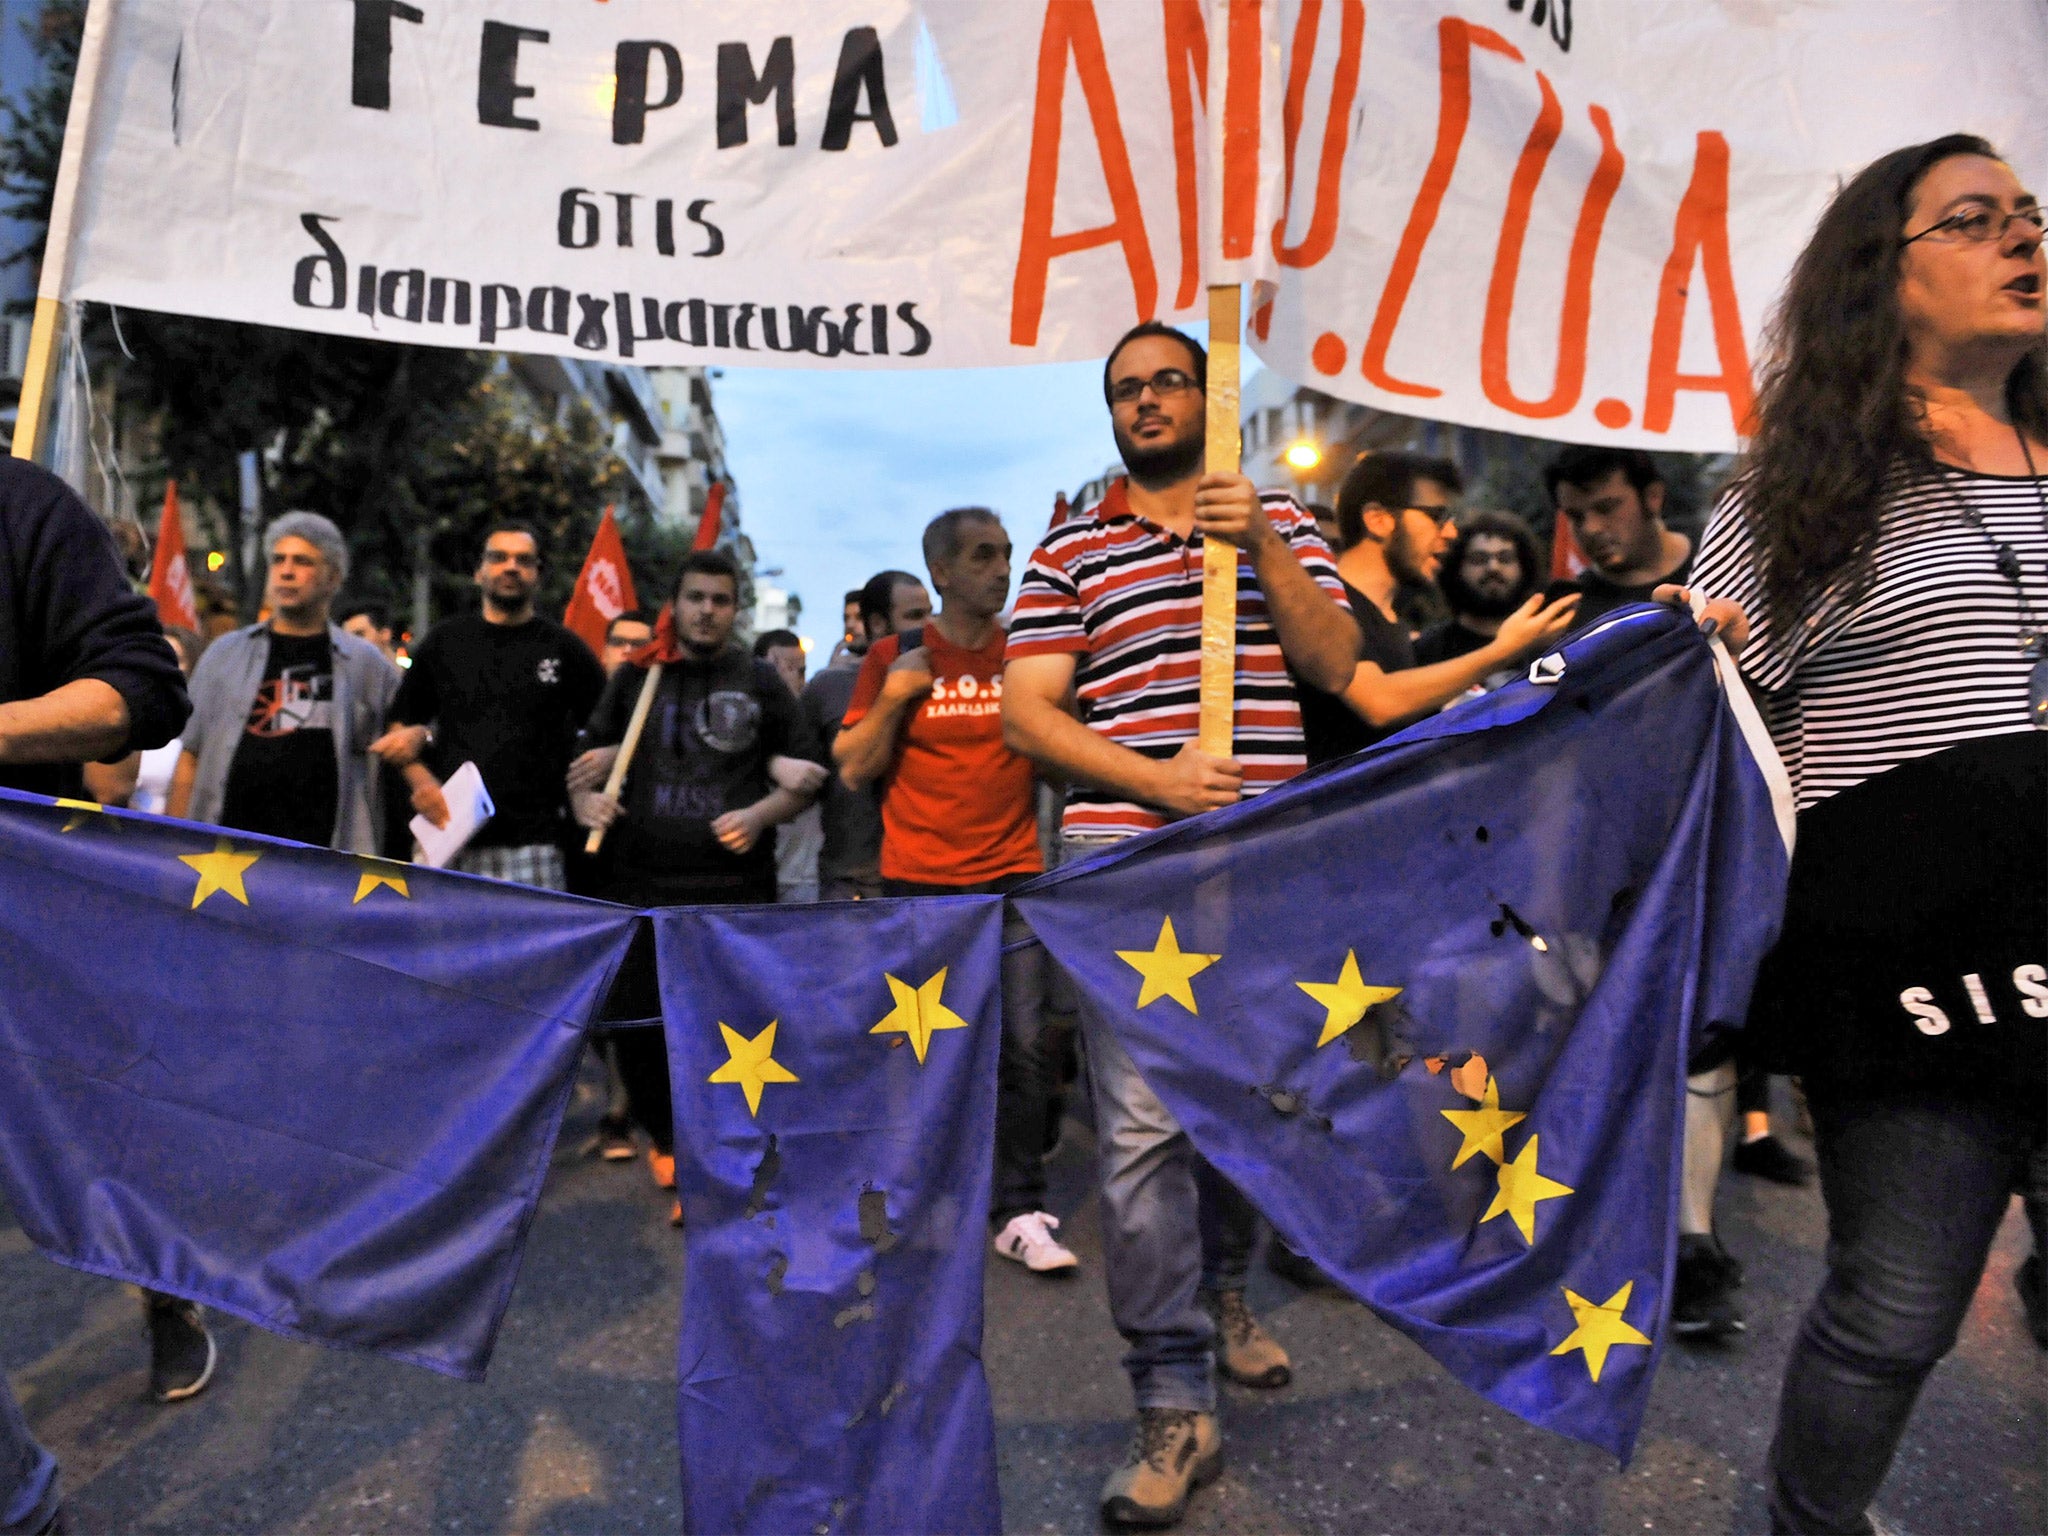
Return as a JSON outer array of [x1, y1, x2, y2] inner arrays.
[[169, 511, 401, 852]]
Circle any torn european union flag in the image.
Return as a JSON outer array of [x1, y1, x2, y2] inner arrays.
[[657, 895, 1004, 1536], [0, 787, 639, 1380], [1016, 610, 1790, 1459]]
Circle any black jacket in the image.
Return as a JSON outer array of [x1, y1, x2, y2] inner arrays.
[[0, 457, 191, 798]]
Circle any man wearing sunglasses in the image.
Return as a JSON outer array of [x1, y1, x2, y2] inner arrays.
[[1003, 320, 1357, 1528]]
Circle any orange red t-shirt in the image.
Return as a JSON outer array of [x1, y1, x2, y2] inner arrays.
[[843, 625, 1042, 886]]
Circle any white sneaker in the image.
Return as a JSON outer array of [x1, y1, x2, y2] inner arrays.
[[993, 1211, 1079, 1274]]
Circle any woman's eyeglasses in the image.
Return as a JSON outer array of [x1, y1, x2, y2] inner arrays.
[[1901, 203, 2045, 247]]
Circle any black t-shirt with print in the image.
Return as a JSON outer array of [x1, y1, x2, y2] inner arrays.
[[1301, 579, 1416, 765], [220, 629, 339, 846], [585, 646, 822, 903], [391, 613, 606, 849]]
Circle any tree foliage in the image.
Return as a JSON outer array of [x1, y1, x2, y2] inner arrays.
[[0, 0, 80, 292]]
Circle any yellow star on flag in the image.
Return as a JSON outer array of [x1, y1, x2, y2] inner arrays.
[[1116, 917, 1219, 1013], [1551, 1280, 1652, 1383], [1440, 1076, 1527, 1168], [1481, 1133, 1574, 1243], [178, 837, 261, 910], [707, 1020, 799, 1116], [1296, 950, 1403, 1048], [55, 797, 102, 832], [352, 859, 411, 904], [870, 967, 970, 1064]]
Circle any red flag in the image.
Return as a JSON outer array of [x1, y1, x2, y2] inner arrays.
[[1550, 510, 1589, 582], [147, 481, 200, 633], [562, 505, 639, 654], [692, 481, 727, 551]]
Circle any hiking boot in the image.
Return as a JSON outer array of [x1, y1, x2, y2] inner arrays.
[[1733, 1133, 1812, 1186], [594, 1114, 636, 1162], [1099, 1408, 1222, 1528], [1207, 1289, 1291, 1388], [647, 1147, 676, 1190], [1672, 1234, 1745, 1341], [992, 1211, 1079, 1274], [145, 1293, 216, 1403]]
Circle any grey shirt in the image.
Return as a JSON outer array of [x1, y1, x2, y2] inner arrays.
[[181, 622, 401, 854]]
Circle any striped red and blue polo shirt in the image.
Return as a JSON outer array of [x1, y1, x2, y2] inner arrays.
[[1005, 477, 1350, 839]]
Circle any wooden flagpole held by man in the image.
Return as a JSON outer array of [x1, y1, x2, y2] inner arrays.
[[1195, 0, 1271, 755], [1198, 284, 1243, 757], [10, 0, 116, 463], [583, 661, 661, 856], [584, 481, 729, 853]]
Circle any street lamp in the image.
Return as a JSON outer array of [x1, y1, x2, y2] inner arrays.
[[1284, 440, 1322, 473]]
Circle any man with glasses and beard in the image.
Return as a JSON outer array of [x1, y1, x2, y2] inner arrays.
[[1300, 453, 1577, 765], [1415, 510, 1543, 675], [1003, 320, 1358, 1529]]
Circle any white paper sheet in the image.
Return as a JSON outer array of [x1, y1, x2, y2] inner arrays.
[[410, 761, 495, 869]]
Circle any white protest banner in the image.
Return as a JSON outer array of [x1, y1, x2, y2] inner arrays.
[[62, 0, 1208, 369], [1243, 0, 2046, 448], [56, 1, 2048, 452]]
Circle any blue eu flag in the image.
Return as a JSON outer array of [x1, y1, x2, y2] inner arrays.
[[656, 895, 1005, 1535], [0, 787, 640, 1380], [1017, 611, 1789, 1458]]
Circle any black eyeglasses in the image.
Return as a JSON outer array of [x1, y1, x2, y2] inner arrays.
[[1901, 203, 2045, 247], [1108, 368, 1201, 405]]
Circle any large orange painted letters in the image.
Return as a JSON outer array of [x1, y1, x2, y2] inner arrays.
[[1643, 131, 1755, 435], [1480, 92, 1626, 418], [1010, 1, 1158, 348], [1273, 0, 1364, 270], [1361, 17, 1523, 399], [1163, 0, 1207, 311]]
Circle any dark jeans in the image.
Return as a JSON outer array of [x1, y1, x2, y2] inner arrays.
[[881, 874, 1053, 1226], [1768, 1087, 2043, 1534]]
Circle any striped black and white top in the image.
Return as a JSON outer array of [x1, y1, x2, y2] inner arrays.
[[1693, 466, 2048, 810]]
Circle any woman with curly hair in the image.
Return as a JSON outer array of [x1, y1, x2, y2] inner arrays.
[[1687, 134, 2046, 1534]]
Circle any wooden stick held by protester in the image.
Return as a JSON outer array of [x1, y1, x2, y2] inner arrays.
[[584, 662, 662, 855], [1198, 284, 1243, 756]]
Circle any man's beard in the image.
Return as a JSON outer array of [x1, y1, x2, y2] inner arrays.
[[1386, 525, 1436, 587], [1441, 565, 1530, 620], [1115, 420, 1204, 490], [1454, 586, 1524, 619], [483, 584, 531, 617]]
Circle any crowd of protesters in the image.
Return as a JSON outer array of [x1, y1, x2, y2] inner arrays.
[[2, 131, 2043, 1536]]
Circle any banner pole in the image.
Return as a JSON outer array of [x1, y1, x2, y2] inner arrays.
[[1197, 283, 1243, 757], [584, 662, 663, 855], [11, 0, 117, 463]]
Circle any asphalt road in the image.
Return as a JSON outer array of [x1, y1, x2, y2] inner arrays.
[[3, 1068, 2040, 1535]]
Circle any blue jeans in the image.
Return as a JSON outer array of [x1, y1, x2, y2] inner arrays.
[[0, 1374, 57, 1536], [1768, 1088, 2043, 1534], [1078, 1008, 1218, 1413]]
